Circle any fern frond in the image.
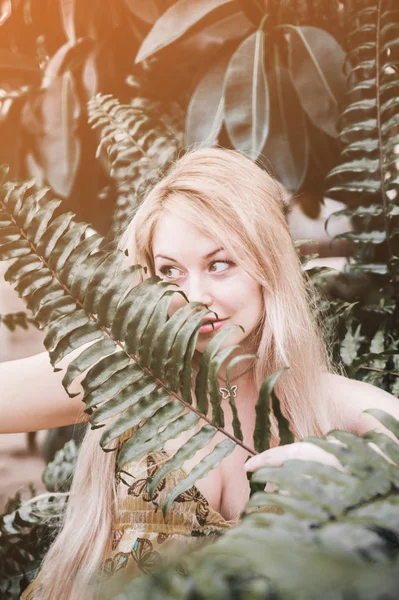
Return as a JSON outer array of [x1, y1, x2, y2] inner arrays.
[[325, 0, 399, 273], [87, 94, 184, 239], [323, 0, 399, 395], [0, 172, 294, 516], [109, 413, 399, 599], [42, 440, 79, 493], [0, 311, 38, 331], [0, 493, 67, 598]]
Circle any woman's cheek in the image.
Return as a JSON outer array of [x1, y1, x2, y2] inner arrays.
[[167, 288, 186, 317]]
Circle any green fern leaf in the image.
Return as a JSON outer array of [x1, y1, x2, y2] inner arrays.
[[88, 93, 184, 238]]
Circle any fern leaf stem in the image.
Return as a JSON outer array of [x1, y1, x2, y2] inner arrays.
[[102, 325, 257, 455]]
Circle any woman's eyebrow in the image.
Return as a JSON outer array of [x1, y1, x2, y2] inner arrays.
[[154, 247, 225, 262]]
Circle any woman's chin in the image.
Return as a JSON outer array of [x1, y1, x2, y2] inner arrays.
[[195, 334, 242, 355]]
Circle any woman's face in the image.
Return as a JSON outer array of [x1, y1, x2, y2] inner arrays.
[[152, 211, 264, 354]]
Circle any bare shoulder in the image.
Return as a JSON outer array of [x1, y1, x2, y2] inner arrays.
[[322, 372, 399, 436]]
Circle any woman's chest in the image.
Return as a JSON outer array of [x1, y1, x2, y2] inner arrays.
[[163, 401, 256, 521], [163, 437, 251, 521]]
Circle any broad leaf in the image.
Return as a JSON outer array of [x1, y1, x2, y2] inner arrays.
[[224, 30, 269, 159], [287, 26, 346, 137], [35, 72, 81, 198], [260, 48, 309, 191], [185, 47, 233, 147], [135, 0, 234, 63]]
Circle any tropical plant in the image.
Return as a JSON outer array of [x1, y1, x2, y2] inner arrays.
[[87, 91, 184, 240], [0, 0, 178, 233], [0, 1, 399, 598], [0, 438, 82, 598], [135, 0, 350, 195], [41, 439, 79, 492], [0, 0, 369, 231], [0, 492, 67, 598], [99, 410, 399, 600], [323, 0, 399, 398]]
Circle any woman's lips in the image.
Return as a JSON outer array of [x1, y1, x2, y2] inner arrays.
[[199, 318, 228, 335]]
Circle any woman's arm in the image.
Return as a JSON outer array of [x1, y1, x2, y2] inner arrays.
[[245, 373, 399, 472], [0, 351, 88, 434], [327, 373, 399, 438]]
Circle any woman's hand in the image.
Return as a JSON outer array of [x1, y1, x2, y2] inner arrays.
[[244, 441, 342, 472], [244, 441, 344, 493]]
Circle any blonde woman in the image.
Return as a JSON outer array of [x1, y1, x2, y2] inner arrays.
[[1, 148, 398, 599]]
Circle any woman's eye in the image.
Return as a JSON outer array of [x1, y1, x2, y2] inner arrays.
[[159, 266, 182, 279], [209, 260, 234, 273]]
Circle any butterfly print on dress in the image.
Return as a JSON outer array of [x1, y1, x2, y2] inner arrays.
[[127, 455, 166, 511], [132, 537, 162, 575], [102, 551, 131, 577], [175, 486, 210, 527], [111, 529, 124, 551]]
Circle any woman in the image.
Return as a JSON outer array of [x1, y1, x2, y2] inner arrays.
[[1, 148, 397, 599]]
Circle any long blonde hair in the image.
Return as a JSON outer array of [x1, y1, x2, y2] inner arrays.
[[34, 147, 338, 598]]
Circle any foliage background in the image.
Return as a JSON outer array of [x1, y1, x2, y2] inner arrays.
[[0, 0, 398, 598]]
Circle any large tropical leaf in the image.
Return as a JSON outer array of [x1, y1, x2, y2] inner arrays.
[[224, 28, 269, 160], [185, 46, 233, 148], [135, 0, 235, 63], [287, 25, 346, 138], [259, 47, 309, 191]]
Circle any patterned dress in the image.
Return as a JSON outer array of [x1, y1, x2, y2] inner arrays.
[[21, 446, 235, 598]]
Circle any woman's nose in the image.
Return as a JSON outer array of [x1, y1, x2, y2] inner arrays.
[[185, 276, 213, 308]]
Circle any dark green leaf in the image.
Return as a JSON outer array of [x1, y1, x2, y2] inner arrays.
[[15, 269, 53, 298], [148, 425, 217, 496], [0, 240, 31, 260], [100, 387, 171, 448], [116, 402, 186, 465], [254, 368, 287, 452], [90, 377, 157, 425], [84, 362, 143, 409], [186, 47, 233, 147], [4, 256, 42, 285], [82, 351, 130, 396], [260, 49, 309, 191], [62, 338, 117, 395], [287, 26, 346, 137], [224, 30, 269, 159], [163, 307, 209, 391], [117, 409, 197, 468], [135, 0, 234, 63], [195, 324, 240, 414]]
